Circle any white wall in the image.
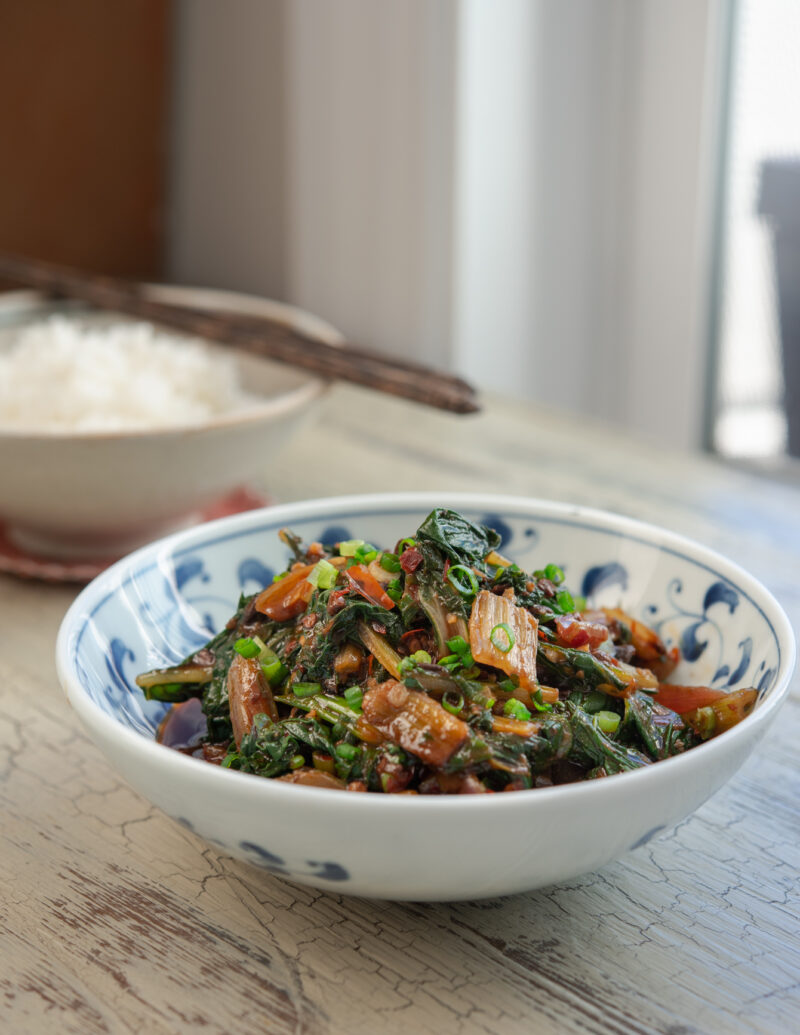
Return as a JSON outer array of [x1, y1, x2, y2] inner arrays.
[[167, 0, 728, 450], [167, 0, 288, 299]]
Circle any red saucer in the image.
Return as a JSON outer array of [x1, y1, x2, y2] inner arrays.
[[0, 486, 271, 584]]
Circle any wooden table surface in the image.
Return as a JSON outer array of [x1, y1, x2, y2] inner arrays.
[[2, 386, 799, 1035]]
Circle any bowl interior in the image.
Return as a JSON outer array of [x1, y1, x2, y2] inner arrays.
[[65, 496, 788, 741]]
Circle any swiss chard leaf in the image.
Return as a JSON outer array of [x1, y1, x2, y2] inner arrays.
[[566, 701, 651, 774], [623, 692, 687, 760], [329, 598, 404, 645], [415, 508, 501, 568], [228, 720, 299, 777]]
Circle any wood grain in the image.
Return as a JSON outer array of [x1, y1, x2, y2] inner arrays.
[[1, 386, 798, 1034], [0, 1, 169, 280]]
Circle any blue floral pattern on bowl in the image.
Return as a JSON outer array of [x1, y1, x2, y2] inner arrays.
[[64, 498, 786, 890]]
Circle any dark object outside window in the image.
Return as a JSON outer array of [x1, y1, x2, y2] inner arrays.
[[759, 159, 800, 458]]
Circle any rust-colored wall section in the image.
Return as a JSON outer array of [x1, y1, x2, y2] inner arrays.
[[0, 0, 170, 278]]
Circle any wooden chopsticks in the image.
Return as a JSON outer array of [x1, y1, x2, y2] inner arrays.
[[0, 254, 480, 414]]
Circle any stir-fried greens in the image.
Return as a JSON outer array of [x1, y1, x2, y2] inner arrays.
[[137, 509, 758, 793]]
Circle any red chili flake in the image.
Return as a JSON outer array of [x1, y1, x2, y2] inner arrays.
[[400, 628, 427, 643], [400, 547, 423, 573]]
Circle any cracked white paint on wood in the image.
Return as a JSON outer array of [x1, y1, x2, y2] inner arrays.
[[1, 386, 798, 1034]]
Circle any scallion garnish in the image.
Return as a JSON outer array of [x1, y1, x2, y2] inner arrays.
[[307, 558, 339, 590], [503, 698, 532, 721], [442, 690, 464, 715], [234, 637, 260, 659], [292, 682, 322, 698], [489, 622, 515, 653], [556, 588, 575, 613], [338, 539, 365, 557], [446, 635, 469, 656], [447, 564, 480, 598], [544, 563, 565, 584], [335, 742, 359, 760], [399, 649, 432, 675], [343, 686, 363, 710], [531, 688, 554, 712], [379, 552, 402, 573], [596, 710, 620, 734], [289, 754, 305, 770], [261, 658, 288, 686]]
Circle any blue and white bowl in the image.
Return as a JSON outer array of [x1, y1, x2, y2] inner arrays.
[[56, 493, 796, 900]]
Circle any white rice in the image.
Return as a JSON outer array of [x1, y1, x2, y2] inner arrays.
[[0, 317, 252, 432]]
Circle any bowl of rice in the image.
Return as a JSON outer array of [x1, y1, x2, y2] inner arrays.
[[0, 285, 337, 559]]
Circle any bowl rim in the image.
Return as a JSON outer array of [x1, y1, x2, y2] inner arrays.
[[56, 491, 797, 813], [0, 285, 338, 442]]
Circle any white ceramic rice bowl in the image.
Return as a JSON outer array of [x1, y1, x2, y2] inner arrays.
[[0, 287, 337, 557], [56, 493, 796, 900]]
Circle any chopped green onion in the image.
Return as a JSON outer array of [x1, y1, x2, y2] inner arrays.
[[397, 537, 416, 551], [596, 710, 620, 734], [354, 544, 378, 564], [272, 571, 289, 582], [489, 622, 515, 653], [338, 539, 365, 557], [399, 649, 432, 675], [289, 754, 305, 770], [438, 653, 460, 667], [261, 658, 288, 686], [307, 558, 339, 590], [498, 677, 517, 693], [531, 688, 553, 713], [343, 686, 363, 710], [544, 563, 565, 584], [507, 563, 521, 574], [556, 588, 575, 613], [234, 637, 260, 658], [292, 682, 321, 698], [386, 585, 403, 603], [503, 698, 532, 721], [446, 635, 470, 656], [442, 691, 464, 715], [447, 565, 480, 598], [379, 552, 402, 573], [335, 742, 359, 760]]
